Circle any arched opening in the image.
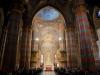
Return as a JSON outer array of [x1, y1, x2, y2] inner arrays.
[[31, 6, 67, 71], [0, 0, 99, 74]]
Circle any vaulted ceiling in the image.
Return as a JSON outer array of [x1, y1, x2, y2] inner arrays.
[[1, 0, 100, 6], [1, 0, 100, 12], [0, 0, 100, 29], [0, 0, 99, 19]]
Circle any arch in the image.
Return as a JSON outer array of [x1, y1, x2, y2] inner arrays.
[[32, 5, 66, 70], [32, 5, 67, 27]]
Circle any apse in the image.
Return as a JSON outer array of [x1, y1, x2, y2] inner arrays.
[[32, 6, 66, 70]]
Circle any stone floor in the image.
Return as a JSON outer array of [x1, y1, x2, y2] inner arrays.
[[40, 71, 57, 75]]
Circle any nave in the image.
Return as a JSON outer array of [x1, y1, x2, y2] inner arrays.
[[40, 71, 56, 75], [0, 67, 100, 75], [0, 0, 100, 75]]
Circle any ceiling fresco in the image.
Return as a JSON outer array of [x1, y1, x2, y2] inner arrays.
[[33, 6, 65, 51], [37, 6, 60, 21], [32, 6, 66, 66]]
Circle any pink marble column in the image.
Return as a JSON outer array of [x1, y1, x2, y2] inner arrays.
[[0, 27, 8, 70], [65, 26, 78, 68], [25, 26, 32, 69], [19, 26, 27, 68], [20, 25, 32, 70], [74, 0, 96, 71]]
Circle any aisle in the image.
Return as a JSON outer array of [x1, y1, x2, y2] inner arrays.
[[40, 71, 57, 75]]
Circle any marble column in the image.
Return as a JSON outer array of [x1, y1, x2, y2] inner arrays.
[[90, 26, 99, 59], [74, 0, 96, 71], [19, 26, 27, 68], [2, 6, 23, 71], [20, 25, 32, 70], [19, 10, 32, 69], [0, 27, 7, 70], [0, 8, 4, 39], [25, 26, 32, 69], [65, 26, 78, 68], [0, 7, 4, 69]]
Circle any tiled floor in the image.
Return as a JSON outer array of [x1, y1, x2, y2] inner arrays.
[[40, 71, 57, 75]]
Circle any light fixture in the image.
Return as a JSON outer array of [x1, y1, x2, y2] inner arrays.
[[35, 37, 39, 41], [59, 37, 62, 41], [97, 10, 100, 18]]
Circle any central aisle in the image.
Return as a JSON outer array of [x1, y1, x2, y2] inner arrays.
[[40, 71, 57, 75]]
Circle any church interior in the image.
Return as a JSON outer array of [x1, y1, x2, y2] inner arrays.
[[0, 0, 100, 75]]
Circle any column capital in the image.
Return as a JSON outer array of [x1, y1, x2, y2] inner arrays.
[[74, 0, 85, 7], [8, 1, 25, 15], [23, 24, 32, 29], [73, 0, 87, 15]]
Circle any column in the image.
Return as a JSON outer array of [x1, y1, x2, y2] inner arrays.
[[20, 26, 32, 70], [19, 26, 27, 68], [74, 0, 96, 71], [90, 26, 99, 59], [0, 7, 5, 68], [25, 26, 32, 69], [2, 4, 23, 71], [19, 11, 32, 69], [0, 8, 4, 39], [0, 7, 4, 69], [0, 27, 7, 70], [65, 26, 78, 68]]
